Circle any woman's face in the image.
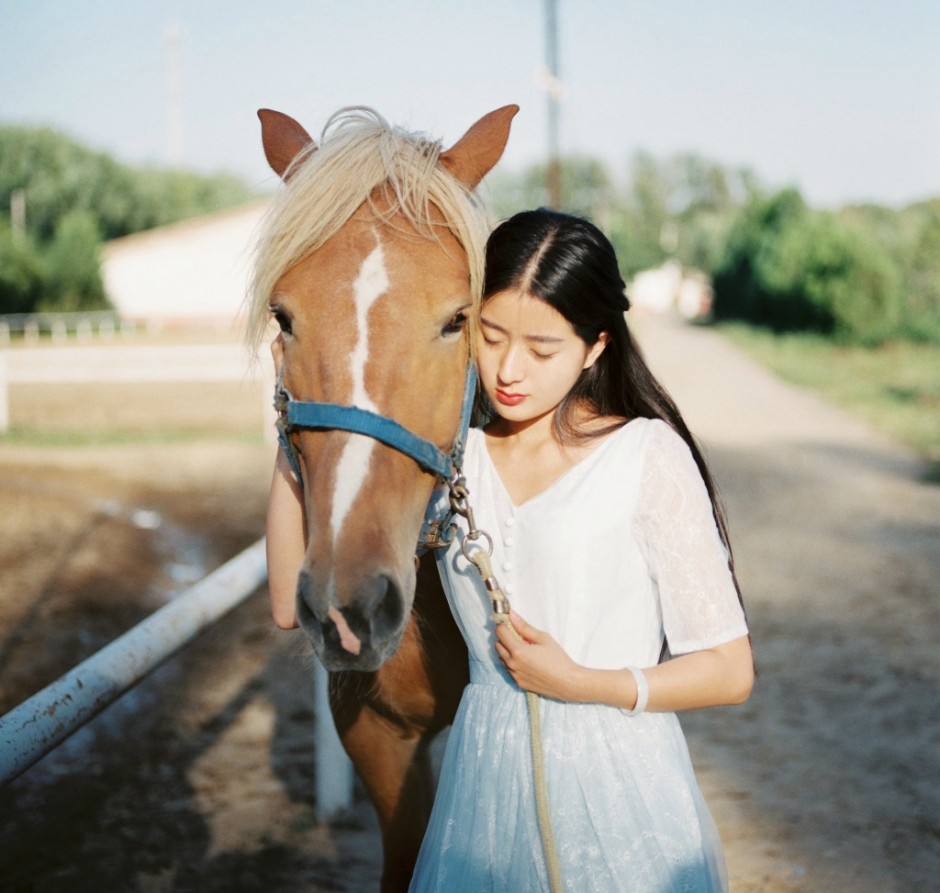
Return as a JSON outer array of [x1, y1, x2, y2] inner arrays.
[[477, 289, 607, 426]]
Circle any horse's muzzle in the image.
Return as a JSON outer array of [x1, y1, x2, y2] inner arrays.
[[296, 568, 407, 672]]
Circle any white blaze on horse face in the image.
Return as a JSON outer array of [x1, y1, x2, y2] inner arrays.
[[330, 240, 389, 543]]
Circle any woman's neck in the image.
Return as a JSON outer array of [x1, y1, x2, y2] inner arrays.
[[486, 406, 558, 448]]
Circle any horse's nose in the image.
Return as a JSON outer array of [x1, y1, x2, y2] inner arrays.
[[296, 569, 406, 667]]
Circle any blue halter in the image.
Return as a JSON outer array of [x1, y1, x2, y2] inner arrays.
[[274, 361, 477, 550]]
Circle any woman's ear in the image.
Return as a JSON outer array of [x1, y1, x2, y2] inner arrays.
[[583, 331, 609, 369]]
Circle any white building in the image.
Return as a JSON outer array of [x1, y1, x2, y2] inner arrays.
[[100, 199, 270, 327]]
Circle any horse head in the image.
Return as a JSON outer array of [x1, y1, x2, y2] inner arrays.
[[250, 105, 516, 672]]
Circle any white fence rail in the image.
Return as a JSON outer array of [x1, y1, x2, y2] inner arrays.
[[0, 312, 129, 345], [0, 538, 354, 816]]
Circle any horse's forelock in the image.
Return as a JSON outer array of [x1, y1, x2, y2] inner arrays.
[[246, 107, 491, 352]]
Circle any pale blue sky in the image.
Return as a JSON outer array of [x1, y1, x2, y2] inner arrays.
[[1, 0, 938, 207]]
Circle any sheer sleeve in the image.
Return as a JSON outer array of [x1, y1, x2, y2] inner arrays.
[[633, 421, 748, 654]]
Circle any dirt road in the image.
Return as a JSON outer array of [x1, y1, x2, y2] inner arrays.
[[1, 318, 938, 892], [637, 315, 940, 893]]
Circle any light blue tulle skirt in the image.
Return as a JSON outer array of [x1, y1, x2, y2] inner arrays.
[[409, 667, 727, 893]]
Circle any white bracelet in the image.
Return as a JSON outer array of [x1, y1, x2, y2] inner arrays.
[[624, 666, 649, 716]]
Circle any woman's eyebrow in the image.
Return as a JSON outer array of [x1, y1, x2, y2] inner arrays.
[[480, 316, 565, 344]]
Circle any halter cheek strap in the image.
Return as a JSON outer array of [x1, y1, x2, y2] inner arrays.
[[274, 361, 477, 550]]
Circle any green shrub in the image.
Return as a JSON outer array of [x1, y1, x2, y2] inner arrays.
[[0, 222, 45, 314], [41, 210, 109, 312], [713, 189, 903, 344]]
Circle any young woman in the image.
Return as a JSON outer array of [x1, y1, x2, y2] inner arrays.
[[270, 209, 753, 892], [408, 209, 752, 893]]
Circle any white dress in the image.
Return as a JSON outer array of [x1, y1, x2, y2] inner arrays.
[[409, 419, 749, 893]]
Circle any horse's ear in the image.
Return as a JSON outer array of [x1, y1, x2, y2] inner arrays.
[[258, 109, 316, 180], [439, 104, 519, 188]]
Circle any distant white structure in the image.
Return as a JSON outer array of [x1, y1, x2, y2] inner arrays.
[[100, 200, 269, 327], [629, 261, 712, 320]]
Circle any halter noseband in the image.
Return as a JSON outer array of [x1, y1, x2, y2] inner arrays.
[[274, 361, 477, 550]]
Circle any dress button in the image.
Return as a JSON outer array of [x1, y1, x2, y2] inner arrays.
[[505, 517, 516, 527], [505, 584, 514, 595], [502, 562, 513, 573], [504, 537, 515, 547]]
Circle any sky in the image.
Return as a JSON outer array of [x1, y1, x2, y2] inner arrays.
[[1, 0, 938, 208]]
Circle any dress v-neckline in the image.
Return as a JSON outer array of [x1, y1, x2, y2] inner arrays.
[[480, 418, 644, 510]]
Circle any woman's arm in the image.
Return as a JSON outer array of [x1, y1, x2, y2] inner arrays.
[[266, 445, 306, 629], [495, 614, 753, 711]]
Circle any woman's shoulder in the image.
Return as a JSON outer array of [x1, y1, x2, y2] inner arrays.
[[601, 418, 698, 482], [602, 416, 679, 451]]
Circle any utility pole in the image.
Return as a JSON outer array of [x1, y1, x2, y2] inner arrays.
[[165, 23, 184, 167], [545, 0, 562, 209]]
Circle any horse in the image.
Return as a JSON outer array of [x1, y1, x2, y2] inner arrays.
[[247, 104, 517, 892]]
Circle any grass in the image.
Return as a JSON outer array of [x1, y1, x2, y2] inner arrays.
[[716, 323, 940, 480]]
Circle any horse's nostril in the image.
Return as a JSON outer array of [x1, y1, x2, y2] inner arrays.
[[373, 575, 405, 640], [343, 574, 405, 644]]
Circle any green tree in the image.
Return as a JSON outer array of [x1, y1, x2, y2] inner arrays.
[[903, 212, 940, 340], [41, 210, 109, 312], [487, 156, 613, 221], [613, 151, 671, 274], [0, 221, 45, 314], [714, 188, 902, 343], [713, 188, 810, 327]]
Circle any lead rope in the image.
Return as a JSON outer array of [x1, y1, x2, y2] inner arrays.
[[449, 473, 564, 893]]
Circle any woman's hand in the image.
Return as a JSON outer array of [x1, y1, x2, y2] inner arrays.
[[496, 615, 754, 712], [495, 611, 583, 701]]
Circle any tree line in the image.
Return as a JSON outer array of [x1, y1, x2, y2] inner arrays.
[[0, 124, 257, 315], [2, 124, 937, 345], [488, 154, 939, 345]]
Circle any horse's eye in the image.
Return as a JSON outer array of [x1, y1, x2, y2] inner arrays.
[[271, 307, 293, 336], [442, 310, 468, 337]]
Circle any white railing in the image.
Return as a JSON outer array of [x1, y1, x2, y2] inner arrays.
[[0, 538, 354, 816], [0, 311, 131, 346]]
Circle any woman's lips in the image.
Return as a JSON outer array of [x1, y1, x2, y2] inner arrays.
[[495, 389, 526, 406]]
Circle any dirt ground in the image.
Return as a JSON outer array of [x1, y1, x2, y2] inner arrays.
[[1, 318, 938, 892]]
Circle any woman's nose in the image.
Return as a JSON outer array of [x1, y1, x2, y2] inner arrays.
[[497, 347, 523, 384]]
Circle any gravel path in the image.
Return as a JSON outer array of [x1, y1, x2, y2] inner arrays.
[[635, 314, 940, 893]]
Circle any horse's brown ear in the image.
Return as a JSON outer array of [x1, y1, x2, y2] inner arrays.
[[258, 109, 316, 180], [439, 104, 519, 188]]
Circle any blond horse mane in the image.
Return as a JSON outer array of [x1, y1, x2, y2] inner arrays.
[[247, 107, 493, 350]]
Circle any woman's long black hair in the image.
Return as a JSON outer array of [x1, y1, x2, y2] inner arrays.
[[481, 208, 744, 611]]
